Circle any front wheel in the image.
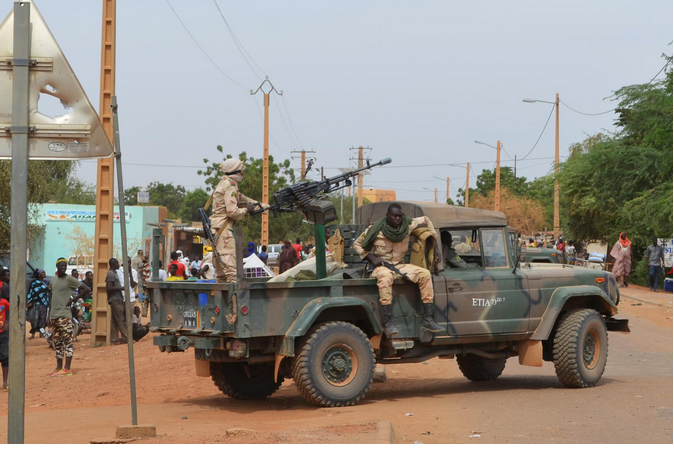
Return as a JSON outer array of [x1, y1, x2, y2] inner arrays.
[[210, 362, 283, 400], [292, 322, 375, 407], [553, 309, 608, 388]]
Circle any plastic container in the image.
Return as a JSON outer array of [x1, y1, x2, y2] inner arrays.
[[664, 278, 673, 293]]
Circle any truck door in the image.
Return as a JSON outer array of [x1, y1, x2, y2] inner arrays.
[[444, 228, 530, 336]]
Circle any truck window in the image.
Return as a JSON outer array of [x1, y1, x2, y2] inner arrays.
[[440, 229, 482, 268], [481, 229, 509, 268]]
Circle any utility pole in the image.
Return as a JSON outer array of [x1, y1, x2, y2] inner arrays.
[[554, 93, 560, 235], [496, 140, 501, 212], [251, 78, 282, 247], [434, 188, 438, 203], [357, 146, 364, 207], [92, 0, 116, 346], [465, 163, 469, 207], [291, 149, 315, 179], [514, 154, 517, 179], [446, 177, 449, 203]]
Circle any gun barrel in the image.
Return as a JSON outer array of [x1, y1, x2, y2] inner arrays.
[[326, 157, 392, 183]]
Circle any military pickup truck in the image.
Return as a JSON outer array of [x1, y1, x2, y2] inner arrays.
[[147, 201, 629, 407]]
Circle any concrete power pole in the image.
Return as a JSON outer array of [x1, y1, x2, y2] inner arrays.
[[357, 146, 364, 208], [554, 93, 560, 235], [251, 78, 282, 247], [92, 0, 116, 346], [465, 163, 469, 207], [495, 140, 501, 212], [446, 177, 449, 203]]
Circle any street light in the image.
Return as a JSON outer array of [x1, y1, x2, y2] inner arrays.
[[474, 140, 501, 212], [523, 93, 560, 235]]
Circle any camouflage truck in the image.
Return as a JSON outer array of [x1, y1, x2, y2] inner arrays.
[[147, 201, 629, 407]]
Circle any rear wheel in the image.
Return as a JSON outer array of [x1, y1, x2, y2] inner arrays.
[[210, 362, 283, 400], [292, 321, 375, 407], [553, 309, 608, 388], [456, 354, 507, 381]]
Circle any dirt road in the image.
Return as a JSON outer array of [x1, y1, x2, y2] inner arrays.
[[0, 292, 671, 444]]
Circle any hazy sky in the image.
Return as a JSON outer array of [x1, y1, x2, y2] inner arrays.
[[4, 0, 672, 202]]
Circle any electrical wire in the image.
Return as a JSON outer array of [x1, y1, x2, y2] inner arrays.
[[559, 60, 671, 116], [520, 103, 556, 161], [280, 96, 305, 151], [273, 97, 302, 150], [251, 96, 289, 154], [211, 0, 266, 81], [560, 99, 615, 116], [165, 0, 249, 90]]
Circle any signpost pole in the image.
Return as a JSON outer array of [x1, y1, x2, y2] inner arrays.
[[111, 96, 138, 425], [7, 2, 30, 443]]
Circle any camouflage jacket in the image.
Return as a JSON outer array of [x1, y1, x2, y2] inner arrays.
[[210, 176, 258, 231]]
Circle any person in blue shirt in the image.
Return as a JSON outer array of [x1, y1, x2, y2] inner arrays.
[[258, 245, 269, 265]]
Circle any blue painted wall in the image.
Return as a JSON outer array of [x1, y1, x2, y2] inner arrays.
[[28, 204, 162, 272]]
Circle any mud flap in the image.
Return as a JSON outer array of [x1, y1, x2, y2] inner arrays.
[[195, 358, 210, 377], [518, 340, 543, 367], [605, 318, 630, 333]]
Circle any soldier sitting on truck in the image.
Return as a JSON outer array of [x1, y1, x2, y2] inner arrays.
[[353, 203, 443, 337]]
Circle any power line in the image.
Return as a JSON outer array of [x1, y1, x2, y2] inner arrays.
[[560, 99, 615, 116], [280, 96, 305, 151], [273, 97, 302, 150], [211, 0, 266, 81], [165, 0, 249, 90], [520, 103, 556, 161], [251, 95, 290, 154]]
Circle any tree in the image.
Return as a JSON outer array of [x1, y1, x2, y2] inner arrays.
[[147, 182, 186, 218], [469, 188, 545, 234], [0, 160, 94, 252], [124, 186, 140, 206], [179, 188, 210, 223]]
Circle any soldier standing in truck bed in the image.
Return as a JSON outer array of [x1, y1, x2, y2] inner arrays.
[[209, 158, 267, 283], [353, 202, 443, 337]]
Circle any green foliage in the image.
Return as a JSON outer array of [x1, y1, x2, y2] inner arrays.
[[178, 188, 210, 223], [123, 186, 140, 206], [561, 51, 672, 286], [0, 160, 95, 252]]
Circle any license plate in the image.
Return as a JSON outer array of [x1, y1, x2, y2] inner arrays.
[[183, 310, 197, 328]]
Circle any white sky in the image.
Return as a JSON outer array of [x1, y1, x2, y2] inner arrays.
[[4, 0, 672, 202]]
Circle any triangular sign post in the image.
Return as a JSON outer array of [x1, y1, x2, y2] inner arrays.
[[0, 0, 113, 159]]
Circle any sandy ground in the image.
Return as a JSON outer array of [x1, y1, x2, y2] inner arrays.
[[0, 290, 671, 444]]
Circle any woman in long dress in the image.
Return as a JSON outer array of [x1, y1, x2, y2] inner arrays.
[[26, 269, 50, 338], [278, 240, 298, 274], [610, 232, 632, 287]]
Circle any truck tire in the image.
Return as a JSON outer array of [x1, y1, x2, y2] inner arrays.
[[292, 321, 375, 407], [553, 309, 608, 388], [456, 354, 507, 381], [210, 362, 283, 400]]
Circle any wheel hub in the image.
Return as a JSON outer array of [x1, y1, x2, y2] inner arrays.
[[322, 344, 357, 386], [583, 330, 600, 369]]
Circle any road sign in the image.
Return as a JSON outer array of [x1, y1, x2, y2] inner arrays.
[[0, 1, 113, 159]]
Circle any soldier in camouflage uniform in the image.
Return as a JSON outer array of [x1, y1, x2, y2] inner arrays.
[[353, 203, 443, 336], [210, 158, 267, 283]]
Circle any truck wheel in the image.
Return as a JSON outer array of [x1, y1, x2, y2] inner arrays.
[[210, 362, 283, 400], [456, 354, 507, 381], [553, 309, 608, 388], [292, 321, 375, 407]]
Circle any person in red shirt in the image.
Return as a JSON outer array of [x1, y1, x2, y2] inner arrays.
[[169, 251, 187, 279], [292, 239, 303, 261], [0, 268, 9, 390]]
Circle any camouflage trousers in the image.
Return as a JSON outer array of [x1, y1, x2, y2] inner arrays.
[[372, 264, 434, 306], [51, 317, 74, 360], [213, 227, 237, 283]]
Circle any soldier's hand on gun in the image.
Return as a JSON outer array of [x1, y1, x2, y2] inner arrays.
[[365, 253, 383, 267], [246, 203, 258, 213]]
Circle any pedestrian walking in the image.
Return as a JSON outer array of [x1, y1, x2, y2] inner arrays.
[[47, 257, 91, 376], [26, 268, 50, 338], [610, 232, 632, 287], [645, 237, 665, 292]]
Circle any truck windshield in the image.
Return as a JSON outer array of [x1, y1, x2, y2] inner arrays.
[[481, 229, 509, 268]]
